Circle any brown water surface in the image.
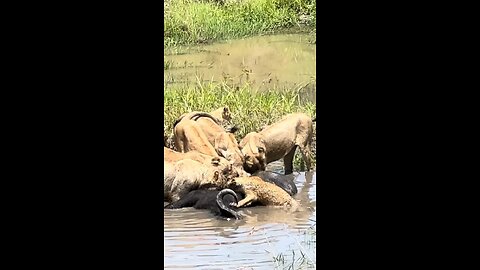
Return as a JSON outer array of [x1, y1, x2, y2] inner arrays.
[[164, 168, 316, 269], [164, 34, 316, 103]]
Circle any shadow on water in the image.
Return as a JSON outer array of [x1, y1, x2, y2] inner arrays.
[[164, 33, 316, 104], [164, 170, 316, 269]]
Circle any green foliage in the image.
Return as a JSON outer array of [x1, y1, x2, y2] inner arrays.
[[164, 60, 174, 70], [164, 82, 315, 141], [163, 81, 316, 168], [164, 0, 316, 47]]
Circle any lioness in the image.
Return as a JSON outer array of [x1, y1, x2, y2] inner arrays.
[[164, 147, 238, 179], [228, 176, 299, 209], [164, 158, 233, 202], [174, 111, 246, 176], [173, 112, 222, 130], [174, 111, 235, 146], [209, 106, 232, 123], [174, 107, 232, 125], [164, 147, 229, 168], [173, 119, 219, 156], [214, 132, 244, 167], [239, 113, 314, 175]]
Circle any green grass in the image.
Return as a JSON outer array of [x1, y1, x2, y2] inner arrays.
[[164, 0, 316, 47], [164, 81, 316, 169], [271, 224, 317, 269], [164, 59, 174, 70], [164, 82, 315, 141]]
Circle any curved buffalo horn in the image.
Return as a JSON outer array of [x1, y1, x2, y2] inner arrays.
[[216, 188, 240, 219]]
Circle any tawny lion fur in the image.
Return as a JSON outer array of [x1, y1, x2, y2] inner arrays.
[[229, 176, 299, 209], [173, 110, 246, 176], [173, 119, 219, 157], [209, 106, 232, 123], [164, 147, 231, 170], [173, 106, 231, 130], [239, 113, 314, 175], [164, 158, 230, 202]]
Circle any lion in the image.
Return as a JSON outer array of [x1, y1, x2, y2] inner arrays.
[[174, 106, 232, 125], [173, 111, 223, 130], [173, 111, 236, 147], [228, 176, 299, 209], [239, 113, 314, 175], [164, 147, 229, 167], [164, 158, 234, 202], [173, 111, 246, 176], [173, 119, 219, 156], [214, 132, 244, 167], [172, 106, 232, 131], [209, 106, 232, 123], [164, 147, 239, 179]]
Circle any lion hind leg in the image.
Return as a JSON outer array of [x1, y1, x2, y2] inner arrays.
[[283, 146, 297, 175]]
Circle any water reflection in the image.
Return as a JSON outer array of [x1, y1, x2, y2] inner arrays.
[[164, 34, 316, 103], [164, 171, 316, 269]]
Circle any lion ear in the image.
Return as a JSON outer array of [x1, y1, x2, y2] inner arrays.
[[223, 107, 228, 113]]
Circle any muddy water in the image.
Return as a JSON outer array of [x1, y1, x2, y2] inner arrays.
[[164, 35, 316, 268], [164, 34, 316, 102], [164, 167, 316, 269]]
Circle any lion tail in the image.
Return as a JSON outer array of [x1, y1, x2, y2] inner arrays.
[[173, 112, 222, 128]]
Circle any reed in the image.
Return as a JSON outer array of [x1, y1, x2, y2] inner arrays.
[[271, 224, 316, 269], [163, 81, 316, 168], [164, 0, 316, 47]]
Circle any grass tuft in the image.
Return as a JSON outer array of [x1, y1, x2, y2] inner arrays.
[[163, 81, 316, 168], [164, 0, 316, 47]]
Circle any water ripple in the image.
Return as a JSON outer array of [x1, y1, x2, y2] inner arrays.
[[164, 172, 316, 269]]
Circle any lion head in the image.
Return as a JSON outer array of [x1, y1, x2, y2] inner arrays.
[[239, 132, 267, 174]]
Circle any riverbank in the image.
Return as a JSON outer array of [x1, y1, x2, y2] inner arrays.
[[164, 0, 316, 47], [163, 82, 316, 168]]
